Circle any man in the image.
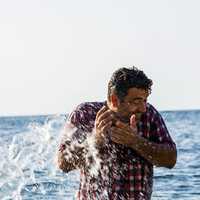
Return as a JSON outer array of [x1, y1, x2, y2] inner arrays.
[[57, 67, 177, 200]]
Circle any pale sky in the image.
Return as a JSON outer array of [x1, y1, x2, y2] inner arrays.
[[0, 0, 200, 116]]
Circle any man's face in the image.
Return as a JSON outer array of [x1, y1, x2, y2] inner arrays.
[[111, 88, 149, 123]]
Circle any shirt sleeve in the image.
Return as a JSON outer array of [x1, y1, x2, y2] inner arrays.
[[149, 106, 176, 150], [57, 103, 93, 172], [58, 103, 90, 153], [68, 103, 94, 133]]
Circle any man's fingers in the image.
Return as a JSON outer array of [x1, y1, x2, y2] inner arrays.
[[101, 121, 112, 133], [98, 116, 113, 129], [115, 120, 129, 129], [130, 114, 137, 129], [96, 106, 113, 126], [96, 106, 107, 119], [110, 127, 124, 137], [98, 110, 114, 123], [109, 132, 121, 144], [95, 106, 107, 127]]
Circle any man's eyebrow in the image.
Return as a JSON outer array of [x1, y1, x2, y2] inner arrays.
[[129, 97, 144, 101], [129, 96, 149, 101]]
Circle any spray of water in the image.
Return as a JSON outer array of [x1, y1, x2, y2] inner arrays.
[[0, 115, 79, 200], [59, 122, 102, 178]]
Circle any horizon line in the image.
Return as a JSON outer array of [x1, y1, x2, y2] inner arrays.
[[1, 108, 200, 118]]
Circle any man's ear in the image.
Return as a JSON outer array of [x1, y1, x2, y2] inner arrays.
[[110, 94, 119, 108]]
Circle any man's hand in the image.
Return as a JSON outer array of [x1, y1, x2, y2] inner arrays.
[[110, 115, 138, 147], [94, 106, 115, 145]]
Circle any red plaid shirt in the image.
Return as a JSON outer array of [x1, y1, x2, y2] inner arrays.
[[59, 102, 176, 200]]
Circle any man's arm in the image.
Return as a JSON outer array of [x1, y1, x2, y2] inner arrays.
[[57, 106, 89, 173], [129, 133, 177, 168], [57, 149, 76, 173], [110, 120, 177, 169], [57, 142, 85, 173]]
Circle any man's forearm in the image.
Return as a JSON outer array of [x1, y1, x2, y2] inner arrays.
[[57, 151, 77, 172], [129, 135, 177, 168], [57, 145, 86, 173]]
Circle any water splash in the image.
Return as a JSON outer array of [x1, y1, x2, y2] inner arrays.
[[0, 115, 79, 200], [60, 122, 102, 178]]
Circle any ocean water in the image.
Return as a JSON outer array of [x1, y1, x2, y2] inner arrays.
[[0, 110, 199, 200]]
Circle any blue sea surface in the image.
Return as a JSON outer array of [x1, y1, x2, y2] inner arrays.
[[0, 110, 199, 200]]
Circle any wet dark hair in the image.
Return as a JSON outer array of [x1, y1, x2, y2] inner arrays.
[[107, 66, 153, 102]]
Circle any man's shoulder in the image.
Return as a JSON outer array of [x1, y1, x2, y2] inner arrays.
[[75, 101, 105, 110], [146, 103, 167, 127], [68, 101, 105, 131], [74, 101, 105, 114], [146, 103, 161, 118]]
